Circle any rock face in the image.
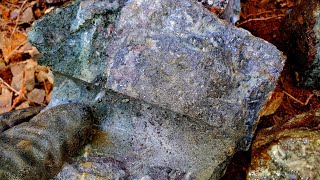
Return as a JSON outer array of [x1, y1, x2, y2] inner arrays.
[[0, 103, 93, 179], [51, 73, 237, 179], [0, 106, 44, 133], [104, 0, 284, 147], [248, 109, 320, 179], [282, 0, 320, 88], [28, 0, 285, 179]]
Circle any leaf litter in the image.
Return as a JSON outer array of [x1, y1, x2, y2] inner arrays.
[[0, 0, 65, 113]]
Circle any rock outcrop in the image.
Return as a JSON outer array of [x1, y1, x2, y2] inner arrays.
[[27, 0, 285, 178]]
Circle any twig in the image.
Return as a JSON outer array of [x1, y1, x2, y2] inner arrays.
[[282, 90, 314, 106], [242, 10, 273, 19], [9, 0, 28, 50], [43, 80, 48, 95], [4, 40, 28, 63], [10, 71, 28, 111], [237, 15, 285, 26], [0, 77, 20, 95], [0, 59, 33, 71]]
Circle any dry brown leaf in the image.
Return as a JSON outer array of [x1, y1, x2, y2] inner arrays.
[[27, 88, 45, 104], [0, 31, 27, 63], [10, 62, 25, 75], [0, 5, 11, 23], [15, 101, 29, 110], [18, 42, 33, 52], [16, 140, 32, 150], [27, 47, 42, 59], [36, 70, 48, 82], [35, 65, 48, 73], [46, 91, 52, 104], [0, 86, 13, 113], [10, 9, 20, 20], [19, 7, 34, 24], [0, 59, 6, 69], [260, 92, 284, 116], [11, 72, 23, 91], [24, 62, 35, 91], [47, 69, 54, 84]]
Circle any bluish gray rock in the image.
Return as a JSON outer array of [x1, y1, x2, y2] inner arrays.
[[27, 0, 285, 179], [51, 73, 236, 180]]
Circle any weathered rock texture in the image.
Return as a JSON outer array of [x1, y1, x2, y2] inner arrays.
[[51, 73, 236, 180], [0, 103, 93, 179], [28, 0, 285, 178], [0, 106, 44, 133], [282, 0, 320, 88], [104, 0, 285, 148], [248, 109, 320, 179], [199, 0, 241, 24]]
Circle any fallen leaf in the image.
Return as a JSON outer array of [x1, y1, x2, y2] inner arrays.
[[27, 88, 45, 104], [15, 101, 29, 110], [35, 65, 48, 73], [19, 7, 34, 24], [27, 47, 42, 59], [10, 9, 19, 20], [18, 42, 33, 52], [0, 31, 27, 63], [0, 59, 5, 69], [47, 69, 54, 84], [11, 72, 23, 91], [24, 61, 36, 91], [46, 91, 52, 104], [36, 70, 48, 82], [0, 5, 11, 22], [0, 86, 13, 113], [260, 92, 284, 116], [10, 63, 25, 75]]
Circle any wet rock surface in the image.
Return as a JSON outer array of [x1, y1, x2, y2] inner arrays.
[[248, 109, 320, 179], [27, 0, 285, 179], [282, 0, 320, 88]]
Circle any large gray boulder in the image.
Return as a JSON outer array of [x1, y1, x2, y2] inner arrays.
[[27, 0, 285, 179]]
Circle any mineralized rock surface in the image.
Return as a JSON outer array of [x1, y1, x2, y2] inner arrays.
[[52, 73, 236, 179], [248, 109, 320, 179], [28, 0, 285, 179], [282, 0, 320, 88]]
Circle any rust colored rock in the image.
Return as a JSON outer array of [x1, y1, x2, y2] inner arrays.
[[282, 0, 320, 88], [248, 109, 320, 179]]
